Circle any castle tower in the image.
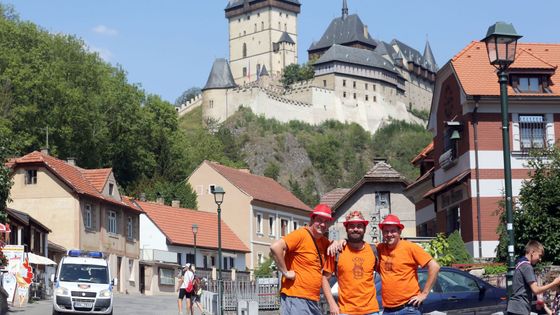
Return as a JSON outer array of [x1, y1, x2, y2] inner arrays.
[[225, 0, 301, 85]]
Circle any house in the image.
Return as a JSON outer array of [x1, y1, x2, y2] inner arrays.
[[7, 150, 143, 293], [187, 160, 312, 270], [4, 207, 50, 256], [134, 199, 249, 295], [408, 41, 560, 258], [324, 160, 415, 243]]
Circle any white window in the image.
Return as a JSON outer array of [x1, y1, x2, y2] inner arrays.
[[256, 213, 263, 234], [127, 216, 133, 240], [268, 216, 275, 237], [519, 115, 546, 151], [208, 184, 216, 194], [84, 204, 92, 229], [108, 210, 117, 234], [25, 169, 37, 185]]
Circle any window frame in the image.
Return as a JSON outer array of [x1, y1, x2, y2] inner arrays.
[[25, 169, 38, 185], [108, 210, 117, 234], [84, 204, 92, 229], [127, 216, 133, 240]]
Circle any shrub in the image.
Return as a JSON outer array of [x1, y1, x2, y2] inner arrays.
[[448, 230, 474, 264]]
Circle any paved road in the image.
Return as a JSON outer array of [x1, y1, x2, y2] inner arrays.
[[8, 293, 209, 315]]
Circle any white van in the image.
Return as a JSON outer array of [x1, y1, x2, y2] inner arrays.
[[51, 250, 116, 315]]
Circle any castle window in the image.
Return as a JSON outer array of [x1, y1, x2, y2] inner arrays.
[[261, 21, 264, 31], [365, 83, 368, 90], [242, 67, 247, 77], [353, 93, 356, 99], [279, 12, 282, 17], [257, 13, 260, 17], [373, 85, 377, 92], [254, 23, 257, 32], [246, 14, 250, 20], [343, 80, 346, 87], [323, 80, 327, 87], [278, 22, 281, 30], [353, 81, 356, 88], [256, 64, 261, 76], [373, 96, 377, 102], [365, 95, 369, 101], [284, 23, 287, 31], [209, 100, 214, 109], [343, 92, 347, 98], [243, 43, 247, 58]]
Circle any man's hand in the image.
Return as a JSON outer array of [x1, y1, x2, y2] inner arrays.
[[408, 292, 428, 307], [328, 302, 340, 315], [553, 276, 560, 286], [282, 270, 296, 280], [327, 239, 347, 256]]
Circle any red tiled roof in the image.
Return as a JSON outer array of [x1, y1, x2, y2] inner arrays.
[[11, 151, 141, 213], [320, 188, 350, 208], [81, 168, 112, 192], [423, 170, 470, 199], [411, 142, 434, 165], [135, 200, 249, 253], [206, 161, 312, 212], [451, 42, 560, 96]]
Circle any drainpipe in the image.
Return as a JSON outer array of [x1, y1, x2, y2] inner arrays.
[[472, 96, 483, 259]]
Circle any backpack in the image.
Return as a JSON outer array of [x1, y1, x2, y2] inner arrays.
[[193, 276, 202, 295], [184, 272, 194, 293], [335, 243, 379, 275]]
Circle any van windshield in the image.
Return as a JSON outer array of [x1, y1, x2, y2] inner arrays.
[[59, 264, 109, 284]]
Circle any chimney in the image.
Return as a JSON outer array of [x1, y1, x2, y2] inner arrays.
[[139, 193, 146, 202], [364, 25, 368, 39], [66, 157, 76, 166], [40, 147, 49, 155], [156, 193, 164, 205], [171, 200, 181, 208]]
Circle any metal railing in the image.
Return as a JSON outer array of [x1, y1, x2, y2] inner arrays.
[[520, 115, 547, 152], [203, 277, 280, 311]]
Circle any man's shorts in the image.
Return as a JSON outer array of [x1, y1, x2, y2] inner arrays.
[[280, 294, 322, 315], [178, 288, 193, 299]]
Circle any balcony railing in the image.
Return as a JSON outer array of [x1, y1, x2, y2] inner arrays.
[[140, 249, 177, 264]]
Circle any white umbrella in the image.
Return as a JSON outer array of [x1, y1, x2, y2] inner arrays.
[[27, 252, 57, 265]]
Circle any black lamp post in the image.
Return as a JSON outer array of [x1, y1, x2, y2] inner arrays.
[[192, 224, 198, 267], [211, 186, 225, 315], [482, 21, 522, 297]]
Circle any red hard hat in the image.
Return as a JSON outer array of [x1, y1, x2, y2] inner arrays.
[[310, 204, 333, 221], [378, 214, 404, 230]]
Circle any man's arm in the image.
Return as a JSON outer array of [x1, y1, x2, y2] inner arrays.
[[270, 239, 295, 279], [409, 259, 440, 306], [321, 272, 339, 315], [530, 276, 560, 295]]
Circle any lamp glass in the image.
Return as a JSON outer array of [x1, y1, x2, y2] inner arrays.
[[192, 224, 198, 234], [212, 186, 225, 205]]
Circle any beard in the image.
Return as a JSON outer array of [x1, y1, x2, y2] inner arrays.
[[347, 232, 364, 244]]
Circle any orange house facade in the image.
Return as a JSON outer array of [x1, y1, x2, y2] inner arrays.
[[407, 41, 560, 258]]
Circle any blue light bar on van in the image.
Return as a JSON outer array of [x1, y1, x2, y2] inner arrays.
[[67, 250, 104, 258]]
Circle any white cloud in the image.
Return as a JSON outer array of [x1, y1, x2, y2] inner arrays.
[[84, 42, 114, 62], [92, 25, 118, 36]]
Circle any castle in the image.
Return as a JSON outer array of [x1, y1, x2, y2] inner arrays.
[[177, 0, 438, 134]]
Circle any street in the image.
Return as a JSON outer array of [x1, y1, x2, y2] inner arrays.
[[7, 293, 207, 315]]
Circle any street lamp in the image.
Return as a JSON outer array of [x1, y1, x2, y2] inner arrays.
[[211, 186, 225, 315], [192, 224, 198, 267], [482, 21, 522, 297]]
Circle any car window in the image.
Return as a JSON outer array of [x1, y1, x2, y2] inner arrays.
[[438, 270, 479, 293]]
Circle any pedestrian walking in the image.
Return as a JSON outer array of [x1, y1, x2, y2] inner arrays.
[[190, 268, 206, 315], [270, 204, 333, 315], [322, 210, 380, 315], [507, 240, 560, 315], [377, 214, 440, 315], [177, 263, 195, 315]]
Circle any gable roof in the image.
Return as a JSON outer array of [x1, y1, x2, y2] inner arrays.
[[10, 151, 141, 213], [331, 161, 409, 213], [6, 207, 51, 233], [308, 14, 377, 53], [315, 44, 400, 75], [134, 200, 249, 253], [320, 188, 350, 208], [81, 168, 112, 192], [205, 161, 312, 212], [411, 141, 434, 165], [451, 41, 560, 96]]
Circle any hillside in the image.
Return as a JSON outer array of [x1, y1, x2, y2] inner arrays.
[[179, 107, 432, 206]]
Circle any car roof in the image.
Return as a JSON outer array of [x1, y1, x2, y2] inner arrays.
[[61, 256, 108, 266]]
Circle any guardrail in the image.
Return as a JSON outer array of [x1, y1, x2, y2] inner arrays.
[[203, 278, 280, 312]]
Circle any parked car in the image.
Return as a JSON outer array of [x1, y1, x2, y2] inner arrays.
[[325, 267, 507, 315]]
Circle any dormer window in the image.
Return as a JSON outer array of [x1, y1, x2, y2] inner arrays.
[[511, 75, 552, 93], [25, 169, 37, 185], [109, 183, 114, 196]]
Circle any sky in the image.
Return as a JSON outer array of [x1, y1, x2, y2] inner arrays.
[[3, 0, 560, 104]]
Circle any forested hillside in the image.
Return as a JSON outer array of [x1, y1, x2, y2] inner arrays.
[[0, 5, 432, 210]]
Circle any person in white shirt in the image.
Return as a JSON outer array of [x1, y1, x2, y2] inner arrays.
[[177, 263, 195, 315]]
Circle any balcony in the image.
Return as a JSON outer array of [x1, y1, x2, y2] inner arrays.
[[140, 249, 177, 264]]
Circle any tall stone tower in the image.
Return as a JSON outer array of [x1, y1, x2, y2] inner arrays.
[[225, 0, 300, 85]]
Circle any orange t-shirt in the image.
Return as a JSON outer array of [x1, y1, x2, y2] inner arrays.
[[280, 227, 330, 301], [377, 240, 433, 307], [324, 244, 379, 314]]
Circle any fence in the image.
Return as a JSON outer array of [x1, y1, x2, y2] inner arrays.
[[203, 277, 280, 311]]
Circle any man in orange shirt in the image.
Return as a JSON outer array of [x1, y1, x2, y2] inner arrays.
[[377, 214, 440, 315], [323, 211, 380, 315], [270, 204, 333, 315]]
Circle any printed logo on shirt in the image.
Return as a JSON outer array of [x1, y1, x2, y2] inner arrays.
[[352, 257, 365, 279]]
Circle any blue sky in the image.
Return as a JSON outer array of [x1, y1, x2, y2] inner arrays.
[[3, 1, 559, 104]]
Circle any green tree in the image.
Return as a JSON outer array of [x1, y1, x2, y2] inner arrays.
[[424, 233, 454, 266], [447, 230, 474, 264], [254, 256, 275, 277], [280, 62, 315, 87], [264, 162, 280, 180], [496, 148, 560, 264], [174, 87, 201, 106]]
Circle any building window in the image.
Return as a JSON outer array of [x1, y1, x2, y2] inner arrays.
[[376, 192, 391, 214], [109, 183, 114, 196], [373, 96, 377, 102], [159, 268, 175, 285], [177, 252, 182, 265], [365, 95, 369, 101], [373, 84, 376, 91], [353, 81, 356, 88], [293, 221, 298, 231], [127, 216, 133, 240], [281, 219, 288, 236], [25, 170, 37, 185], [108, 210, 117, 234], [519, 115, 546, 151], [256, 213, 263, 234], [256, 63, 261, 76], [446, 206, 460, 234], [343, 92, 347, 98], [254, 23, 257, 32], [186, 253, 195, 264], [209, 100, 214, 108], [203, 255, 209, 269], [84, 204, 92, 229], [242, 43, 247, 58], [243, 67, 247, 77], [343, 80, 346, 87], [229, 257, 234, 269], [353, 93, 356, 99], [278, 22, 281, 30], [512, 75, 550, 93], [323, 80, 327, 87], [365, 83, 368, 90], [268, 216, 275, 237], [284, 23, 287, 31], [211, 256, 216, 267]]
